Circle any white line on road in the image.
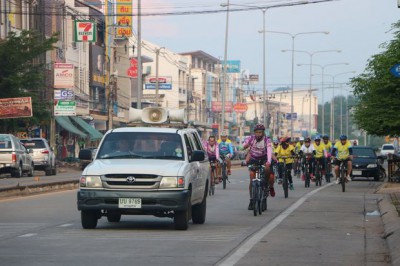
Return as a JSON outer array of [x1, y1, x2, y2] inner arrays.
[[58, 224, 73, 227], [18, 233, 37, 238], [218, 183, 334, 266]]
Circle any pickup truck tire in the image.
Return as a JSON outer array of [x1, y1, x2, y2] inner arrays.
[[51, 166, 57, 176], [107, 213, 121, 223], [11, 164, 22, 178], [192, 190, 207, 224], [81, 210, 99, 229], [174, 194, 191, 230]]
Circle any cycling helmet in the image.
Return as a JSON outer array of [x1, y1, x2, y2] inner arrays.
[[322, 135, 329, 140], [339, 134, 347, 140], [299, 137, 305, 141], [273, 138, 279, 144], [254, 123, 265, 131], [315, 135, 321, 141], [305, 137, 311, 142], [220, 131, 228, 137]]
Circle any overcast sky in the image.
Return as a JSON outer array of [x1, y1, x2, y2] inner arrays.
[[138, 0, 400, 102]]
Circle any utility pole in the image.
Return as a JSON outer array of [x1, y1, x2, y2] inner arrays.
[[186, 66, 191, 122], [137, 0, 142, 109]]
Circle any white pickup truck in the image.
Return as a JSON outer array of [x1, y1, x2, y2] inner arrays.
[[0, 134, 34, 177], [77, 107, 210, 230]]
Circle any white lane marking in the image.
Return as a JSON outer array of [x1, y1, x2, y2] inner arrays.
[[218, 183, 334, 266], [18, 233, 37, 238], [58, 224, 73, 227]]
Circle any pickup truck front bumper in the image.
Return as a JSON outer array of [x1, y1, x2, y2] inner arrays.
[[77, 189, 190, 214]]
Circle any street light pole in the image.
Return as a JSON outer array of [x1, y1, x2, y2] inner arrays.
[[262, 8, 266, 128], [269, 31, 329, 139], [221, 0, 230, 135]]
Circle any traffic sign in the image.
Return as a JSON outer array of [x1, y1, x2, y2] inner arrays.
[[390, 64, 400, 77], [285, 113, 297, 120]]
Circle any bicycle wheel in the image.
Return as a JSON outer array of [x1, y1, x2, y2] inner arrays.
[[283, 167, 289, 198], [326, 162, 331, 183], [222, 164, 227, 189], [305, 166, 310, 188], [258, 186, 262, 215], [316, 165, 321, 187], [340, 164, 346, 192], [252, 182, 259, 216], [262, 182, 268, 211]]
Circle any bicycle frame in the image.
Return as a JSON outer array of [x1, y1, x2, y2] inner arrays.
[[220, 155, 228, 189], [339, 159, 348, 192], [277, 156, 294, 198], [314, 158, 324, 187], [302, 154, 313, 188], [209, 161, 217, 196], [248, 162, 267, 216]]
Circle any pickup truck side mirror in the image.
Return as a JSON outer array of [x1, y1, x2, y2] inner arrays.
[[79, 149, 93, 160], [190, 150, 205, 162]]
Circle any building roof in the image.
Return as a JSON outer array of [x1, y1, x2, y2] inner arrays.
[[179, 50, 219, 64]]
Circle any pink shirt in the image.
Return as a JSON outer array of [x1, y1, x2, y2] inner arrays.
[[202, 140, 220, 159], [243, 135, 272, 163]]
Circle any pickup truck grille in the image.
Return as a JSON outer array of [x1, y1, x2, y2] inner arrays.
[[102, 174, 161, 189]]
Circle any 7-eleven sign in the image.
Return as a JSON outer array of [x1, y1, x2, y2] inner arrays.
[[74, 20, 96, 42]]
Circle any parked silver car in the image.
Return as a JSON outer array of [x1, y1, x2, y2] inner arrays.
[[0, 134, 34, 177], [20, 138, 56, 176]]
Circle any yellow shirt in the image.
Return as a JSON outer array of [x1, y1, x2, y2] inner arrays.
[[334, 140, 352, 160], [275, 144, 295, 164], [314, 143, 325, 158], [323, 141, 332, 153], [295, 142, 302, 153], [273, 145, 280, 154]]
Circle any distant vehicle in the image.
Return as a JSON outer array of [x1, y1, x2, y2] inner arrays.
[[380, 144, 396, 158], [351, 146, 386, 181], [20, 138, 56, 176], [0, 134, 34, 177]]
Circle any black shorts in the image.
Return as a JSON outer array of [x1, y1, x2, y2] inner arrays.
[[333, 158, 350, 166]]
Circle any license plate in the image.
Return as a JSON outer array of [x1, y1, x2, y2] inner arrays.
[[118, 198, 142, 208], [352, 170, 362, 176]]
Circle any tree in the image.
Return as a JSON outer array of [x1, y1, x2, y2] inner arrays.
[[350, 21, 400, 136], [0, 30, 58, 132]]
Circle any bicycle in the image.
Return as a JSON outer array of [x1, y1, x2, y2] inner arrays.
[[325, 156, 332, 183], [314, 158, 324, 187], [209, 160, 217, 196], [248, 160, 268, 216], [301, 154, 313, 188], [276, 156, 295, 198], [338, 158, 349, 192], [220, 155, 229, 189], [293, 156, 302, 179]]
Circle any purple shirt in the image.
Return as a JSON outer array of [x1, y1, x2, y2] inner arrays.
[[243, 135, 272, 163]]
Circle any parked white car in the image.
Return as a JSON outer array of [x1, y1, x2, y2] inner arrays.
[[0, 134, 34, 177], [380, 144, 396, 158]]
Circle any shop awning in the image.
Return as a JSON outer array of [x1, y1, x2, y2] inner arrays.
[[70, 116, 104, 141], [55, 116, 87, 138]]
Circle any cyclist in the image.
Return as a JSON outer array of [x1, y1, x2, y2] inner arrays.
[[242, 124, 274, 210], [313, 135, 327, 181], [275, 136, 296, 190], [203, 136, 220, 184], [299, 137, 315, 181], [218, 131, 233, 176], [332, 134, 353, 184], [294, 137, 305, 177], [322, 135, 333, 180]]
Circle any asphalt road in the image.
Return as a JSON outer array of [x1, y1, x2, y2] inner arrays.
[[0, 167, 391, 266]]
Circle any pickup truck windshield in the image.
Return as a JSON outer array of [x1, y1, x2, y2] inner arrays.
[[97, 132, 184, 160]]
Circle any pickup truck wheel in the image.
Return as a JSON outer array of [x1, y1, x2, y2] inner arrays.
[[81, 211, 98, 229], [192, 190, 207, 224], [51, 165, 57, 176], [174, 195, 191, 230], [12, 164, 22, 178], [107, 213, 121, 223]]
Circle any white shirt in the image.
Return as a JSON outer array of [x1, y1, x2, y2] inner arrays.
[[300, 144, 315, 154]]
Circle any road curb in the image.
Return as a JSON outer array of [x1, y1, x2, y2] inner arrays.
[[0, 180, 79, 199], [378, 194, 400, 265]]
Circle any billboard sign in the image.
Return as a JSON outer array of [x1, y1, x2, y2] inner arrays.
[[54, 63, 74, 88], [54, 90, 75, 100], [74, 20, 96, 42], [249, 74, 259, 82], [54, 100, 76, 116], [233, 103, 248, 113], [116, 0, 133, 38], [211, 101, 233, 112], [0, 97, 32, 119], [285, 112, 298, 120], [144, 76, 172, 90], [221, 60, 241, 73], [127, 58, 138, 78]]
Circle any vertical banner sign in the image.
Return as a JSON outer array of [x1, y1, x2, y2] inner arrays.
[[127, 58, 138, 78], [54, 63, 75, 88], [116, 0, 133, 38], [74, 20, 97, 42]]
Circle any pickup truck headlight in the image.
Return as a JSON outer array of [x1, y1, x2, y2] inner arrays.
[[80, 176, 102, 188], [160, 176, 185, 189], [367, 164, 377, 168]]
